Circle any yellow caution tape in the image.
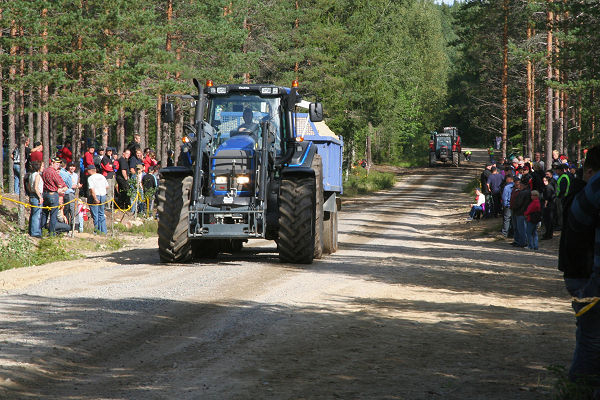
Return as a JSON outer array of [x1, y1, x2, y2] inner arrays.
[[0, 192, 142, 213], [573, 297, 600, 317]]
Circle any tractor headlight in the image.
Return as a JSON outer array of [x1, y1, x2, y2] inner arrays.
[[236, 176, 250, 185], [215, 176, 228, 184]]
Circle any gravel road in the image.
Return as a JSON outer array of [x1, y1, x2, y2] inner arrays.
[[0, 150, 574, 399]]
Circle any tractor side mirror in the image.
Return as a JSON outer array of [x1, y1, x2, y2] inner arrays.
[[309, 102, 323, 122], [161, 102, 175, 123]]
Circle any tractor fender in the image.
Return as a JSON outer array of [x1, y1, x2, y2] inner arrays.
[[281, 140, 318, 177]]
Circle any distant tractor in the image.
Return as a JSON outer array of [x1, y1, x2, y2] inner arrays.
[[428, 127, 462, 167]]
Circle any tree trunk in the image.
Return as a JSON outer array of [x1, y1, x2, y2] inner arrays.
[[139, 109, 147, 150], [501, 0, 509, 160], [118, 104, 125, 154], [36, 88, 42, 143], [18, 138, 26, 228], [545, 2, 554, 170], [8, 19, 17, 193], [366, 122, 373, 175], [42, 8, 50, 166], [174, 102, 183, 163], [526, 12, 534, 158], [28, 87, 34, 144], [0, 8, 3, 191], [156, 95, 162, 161]]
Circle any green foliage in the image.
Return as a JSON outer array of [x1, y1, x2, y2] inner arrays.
[[0, 234, 82, 271], [547, 365, 597, 400], [343, 168, 396, 197], [462, 176, 480, 194], [0, 0, 454, 168], [115, 219, 158, 237]]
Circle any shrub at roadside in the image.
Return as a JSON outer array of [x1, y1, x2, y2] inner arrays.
[[343, 168, 396, 197], [114, 219, 158, 237], [0, 234, 82, 271]]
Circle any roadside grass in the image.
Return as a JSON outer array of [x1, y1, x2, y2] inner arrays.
[[343, 168, 396, 197], [0, 234, 83, 271], [547, 365, 596, 400], [114, 219, 158, 237]]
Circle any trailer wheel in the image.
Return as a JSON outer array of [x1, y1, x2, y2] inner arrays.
[[157, 175, 193, 263], [313, 155, 324, 259], [323, 211, 339, 254], [277, 176, 316, 264]]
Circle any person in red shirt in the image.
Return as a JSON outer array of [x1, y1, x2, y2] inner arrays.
[[58, 141, 72, 164], [143, 150, 158, 173], [524, 190, 542, 250], [82, 145, 95, 196], [40, 157, 67, 235], [29, 141, 43, 164]]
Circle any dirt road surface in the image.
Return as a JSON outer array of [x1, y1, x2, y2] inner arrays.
[[0, 149, 574, 399]]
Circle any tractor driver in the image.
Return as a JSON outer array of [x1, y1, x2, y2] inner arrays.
[[236, 107, 259, 136]]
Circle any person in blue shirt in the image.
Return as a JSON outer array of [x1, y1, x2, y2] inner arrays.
[[501, 174, 514, 237], [487, 166, 504, 218], [566, 145, 600, 394], [59, 160, 74, 225]]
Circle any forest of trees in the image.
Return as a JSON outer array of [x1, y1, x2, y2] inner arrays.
[[447, 0, 600, 169], [1, 0, 600, 194]]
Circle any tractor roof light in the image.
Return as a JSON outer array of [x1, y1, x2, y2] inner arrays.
[[206, 79, 214, 87], [182, 136, 191, 144], [292, 79, 299, 88], [295, 136, 304, 142]]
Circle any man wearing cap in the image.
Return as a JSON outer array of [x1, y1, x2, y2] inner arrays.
[[86, 164, 108, 234], [41, 157, 68, 235]]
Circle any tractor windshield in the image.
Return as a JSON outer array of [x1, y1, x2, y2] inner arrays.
[[436, 136, 452, 149], [208, 94, 281, 153]]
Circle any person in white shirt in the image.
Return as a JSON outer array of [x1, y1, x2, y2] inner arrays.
[[467, 187, 486, 221], [86, 165, 109, 234]]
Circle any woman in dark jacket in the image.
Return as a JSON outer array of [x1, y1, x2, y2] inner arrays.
[[541, 175, 555, 239]]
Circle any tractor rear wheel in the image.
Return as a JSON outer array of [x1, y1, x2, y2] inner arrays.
[[277, 176, 316, 264], [157, 175, 193, 263]]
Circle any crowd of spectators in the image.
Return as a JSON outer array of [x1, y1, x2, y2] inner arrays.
[[470, 146, 600, 395], [469, 150, 583, 251], [12, 134, 161, 237]]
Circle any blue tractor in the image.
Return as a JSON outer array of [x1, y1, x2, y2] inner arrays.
[[158, 79, 343, 263]]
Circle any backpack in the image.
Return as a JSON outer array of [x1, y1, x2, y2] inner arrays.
[[24, 172, 35, 197]]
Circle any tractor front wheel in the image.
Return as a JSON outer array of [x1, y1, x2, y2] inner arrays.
[[277, 176, 317, 264], [157, 175, 193, 263]]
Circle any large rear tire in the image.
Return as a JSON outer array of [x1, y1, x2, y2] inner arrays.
[[157, 175, 193, 263], [277, 176, 316, 264]]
